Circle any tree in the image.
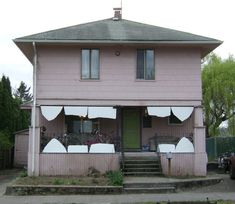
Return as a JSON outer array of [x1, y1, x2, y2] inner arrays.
[[13, 81, 32, 131], [228, 115, 235, 136], [0, 76, 31, 149], [202, 54, 235, 137], [14, 81, 32, 102], [0, 75, 15, 148]]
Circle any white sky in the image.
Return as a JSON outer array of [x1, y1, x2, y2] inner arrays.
[[0, 0, 235, 90]]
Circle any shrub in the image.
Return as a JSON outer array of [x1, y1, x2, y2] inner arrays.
[[52, 178, 64, 185], [19, 170, 27, 178], [106, 170, 123, 186]]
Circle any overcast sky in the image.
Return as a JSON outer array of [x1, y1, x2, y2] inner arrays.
[[1, 0, 235, 90]]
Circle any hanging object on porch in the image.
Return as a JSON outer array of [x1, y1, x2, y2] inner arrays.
[[147, 107, 171, 117], [175, 137, 194, 153], [64, 106, 88, 117], [171, 107, 194, 121], [41, 106, 63, 121], [88, 107, 116, 119], [42, 138, 67, 153]]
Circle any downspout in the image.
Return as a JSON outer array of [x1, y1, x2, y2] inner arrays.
[[32, 42, 37, 175]]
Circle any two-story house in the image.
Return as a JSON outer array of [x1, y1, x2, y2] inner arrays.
[[14, 10, 221, 176]]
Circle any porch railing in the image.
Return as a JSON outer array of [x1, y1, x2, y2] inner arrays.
[[40, 131, 121, 153]]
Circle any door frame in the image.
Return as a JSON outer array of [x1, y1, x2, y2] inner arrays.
[[121, 107, 142, 151]]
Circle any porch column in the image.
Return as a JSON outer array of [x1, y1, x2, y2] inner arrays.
[[193, 106, 207, 176], [28, 106, 40, 176], [116, 107, 122, 152]]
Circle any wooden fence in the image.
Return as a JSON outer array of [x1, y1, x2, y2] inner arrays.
[[0, 148, 13, 169]]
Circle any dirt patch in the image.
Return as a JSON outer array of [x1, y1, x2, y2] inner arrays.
[[13, 176, 110, 186]]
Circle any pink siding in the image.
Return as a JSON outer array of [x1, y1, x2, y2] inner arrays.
[[142, 111, 194, 146], [36, 45, 201, 106], [99, 118, 117, 134], [39, 110, 65, 136], [39, 153, 119, 176], [160, 153, 195, 176]]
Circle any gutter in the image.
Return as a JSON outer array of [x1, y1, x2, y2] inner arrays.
[[32, 42, 37, 175]]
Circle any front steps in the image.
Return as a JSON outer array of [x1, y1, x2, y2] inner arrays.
[[121, 154, 175, 193], [122, 155, 162, 177]]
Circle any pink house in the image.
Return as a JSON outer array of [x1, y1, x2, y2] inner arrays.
[[14, 10, 221, 177]]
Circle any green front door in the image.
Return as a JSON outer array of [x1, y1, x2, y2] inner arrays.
[[123, 108, 141, 150]]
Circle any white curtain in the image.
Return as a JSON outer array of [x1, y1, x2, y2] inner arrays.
[[41, 106, 63, 121], [175, 137, 194, 153], [171, 107, 194, 121], [64, 106, 87, 117], [42, 138, 67, 153], [147, 107, 171, 117], [88, 107, 116, 119]]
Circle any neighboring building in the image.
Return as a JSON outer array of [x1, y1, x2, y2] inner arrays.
[[14, 9, 221, 176], [14, 129, 29, 167]]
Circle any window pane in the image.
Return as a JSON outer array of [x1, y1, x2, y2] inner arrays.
[[83, 120, 92, 133], [91, 49, 99, 79], [145, 50, 155, 80], [82, 49, 90, 79], [137, 50, 145, 79], [73, 120, 81, 134]]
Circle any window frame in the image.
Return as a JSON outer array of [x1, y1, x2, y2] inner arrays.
[[136, 49, 155, 80], [65, 115, 100, 134], [81, 48, 100, 80]]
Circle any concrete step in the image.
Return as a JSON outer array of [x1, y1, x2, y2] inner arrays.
[[124, 186, 176, 194], [124, 160, 160, 164], [124, 172, 163, 176], [123, 168, 161, 173], [124, 163, 161, 168]]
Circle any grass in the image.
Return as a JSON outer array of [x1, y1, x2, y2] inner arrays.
[[14, 169, 123, 186], [14, 175, 110, 186], [106, 170, 123, 186]]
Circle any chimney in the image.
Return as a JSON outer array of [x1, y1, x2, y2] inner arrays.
[[113, 7, 122, 21]]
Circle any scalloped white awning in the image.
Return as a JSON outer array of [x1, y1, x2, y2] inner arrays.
[[41, 106, 63, 121], [171, 107, 194, 122], [88, 107, 116, 119], [147, 107, 171, 117], [41, 106, 116, 120], [147, 106, 194, 121], [64, 106, 87, 117]]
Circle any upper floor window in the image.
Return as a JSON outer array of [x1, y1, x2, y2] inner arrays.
[[137, 49, 155, 80], [81, 49, 100, 80]]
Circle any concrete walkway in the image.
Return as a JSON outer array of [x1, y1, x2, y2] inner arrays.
[[124, 174, 222, 184], [0, 169, 235, 204]]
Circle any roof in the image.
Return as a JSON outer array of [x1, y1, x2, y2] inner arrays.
[[13, 18, 222, 61]]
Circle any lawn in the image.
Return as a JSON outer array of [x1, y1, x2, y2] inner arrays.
[[14, 169, 123, 186], [14, 175, 110, 186]]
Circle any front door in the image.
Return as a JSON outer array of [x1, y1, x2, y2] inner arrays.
[[122, 108, 141, 150]]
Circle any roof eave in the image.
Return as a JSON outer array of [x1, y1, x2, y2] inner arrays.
[[14, 39, 222, 44], [13, 39, 222, 60]]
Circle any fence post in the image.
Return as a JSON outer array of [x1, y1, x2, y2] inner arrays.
[[214, 137, 217, 159]]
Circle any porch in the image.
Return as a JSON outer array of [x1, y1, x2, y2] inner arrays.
[[28, 105, 206, 177]]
